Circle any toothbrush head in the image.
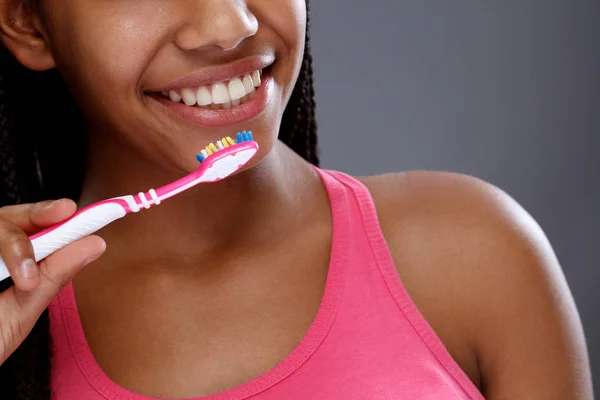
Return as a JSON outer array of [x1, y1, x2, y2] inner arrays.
[[195, 130, 254, 163], [194, 130, 259, 182]]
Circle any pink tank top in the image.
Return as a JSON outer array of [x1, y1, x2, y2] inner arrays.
[[49, 169, 485, 400]]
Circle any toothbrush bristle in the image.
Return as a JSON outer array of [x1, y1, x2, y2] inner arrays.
[[195, 131, 254, 163]]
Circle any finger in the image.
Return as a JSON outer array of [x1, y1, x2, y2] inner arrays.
[[23, 235, 106, 313], [0, 199, 77, 235], [0, 218, 40, 292]]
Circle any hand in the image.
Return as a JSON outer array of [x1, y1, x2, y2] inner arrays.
[[0, 199, 105, 365]]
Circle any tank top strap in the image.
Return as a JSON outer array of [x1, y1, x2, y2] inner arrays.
[[315, 167, 485, 400]]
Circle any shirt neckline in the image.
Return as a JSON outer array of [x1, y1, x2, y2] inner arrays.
[[56, 167, 350, 400]]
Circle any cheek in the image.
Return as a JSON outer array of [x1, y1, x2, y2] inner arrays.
[[252, 0, 306, 57], [251, 0, 306, 103], [42, 1, 173, 96]]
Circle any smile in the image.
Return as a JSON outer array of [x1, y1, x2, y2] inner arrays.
[[147, 62, 273, 128], [159, 69, 263, 110]]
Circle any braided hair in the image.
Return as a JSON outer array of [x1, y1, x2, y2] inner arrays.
[[0, 1, 318, 398]]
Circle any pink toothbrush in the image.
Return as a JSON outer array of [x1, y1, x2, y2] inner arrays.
[[0, 131, 258, 282]]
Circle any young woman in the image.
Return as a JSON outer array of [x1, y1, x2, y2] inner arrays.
[[0, 0, 593, 399]]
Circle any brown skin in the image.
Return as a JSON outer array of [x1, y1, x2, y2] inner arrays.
[[362, 172, 593, 399], [0, 0, 593, 398]]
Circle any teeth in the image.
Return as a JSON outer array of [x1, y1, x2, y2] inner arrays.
[[211, 82, 230, 104], [162, 69, 263, 109], [196, 86, 212, 106], [180, 88, 197, 106], [242, 74, 255, 94], [227, 77, 246, 101], [251, 70, 261, 87], [169, 90, 182, 102]]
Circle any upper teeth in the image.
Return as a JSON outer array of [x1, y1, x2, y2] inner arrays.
[[162, 69, 262, 108]]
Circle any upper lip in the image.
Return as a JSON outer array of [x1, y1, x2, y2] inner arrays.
[[146, 55, 274, 93]]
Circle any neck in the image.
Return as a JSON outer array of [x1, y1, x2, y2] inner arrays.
[[79, 128, 321, 268]]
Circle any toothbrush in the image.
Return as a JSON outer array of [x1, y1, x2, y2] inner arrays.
[[0, 131, 258, 282]]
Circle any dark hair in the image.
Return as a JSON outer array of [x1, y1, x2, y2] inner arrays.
[[0, 1, 318, 398]]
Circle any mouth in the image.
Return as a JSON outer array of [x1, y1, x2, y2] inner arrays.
[[156, 68, 264, 110], [145, 56, 273, 126], [146, 65, 272, 127]]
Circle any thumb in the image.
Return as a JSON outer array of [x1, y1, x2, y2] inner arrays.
[[23, 235, 106, 313]]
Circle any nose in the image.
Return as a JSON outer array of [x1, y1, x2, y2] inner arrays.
[[174, 0, 258, 52]]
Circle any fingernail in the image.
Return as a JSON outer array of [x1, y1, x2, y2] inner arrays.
[[20, 258, 39, 279]]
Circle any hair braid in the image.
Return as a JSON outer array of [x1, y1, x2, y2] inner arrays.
[[0, 74, 40, 206], [0, 42, 52, 400], [279, 0, 319, 165]]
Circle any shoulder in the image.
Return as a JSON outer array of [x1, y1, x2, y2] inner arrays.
[[359, 169, 526, 230], [357, 170, 550, 295], [357, 170, 593, 399], [358, 170, 562, 281]]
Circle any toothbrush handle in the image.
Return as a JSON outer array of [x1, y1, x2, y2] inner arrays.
[[0, 201, 128, 282]]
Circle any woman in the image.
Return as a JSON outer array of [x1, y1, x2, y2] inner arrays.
[[0, 0, 593, 398]]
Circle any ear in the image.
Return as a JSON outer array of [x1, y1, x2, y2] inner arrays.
[[0, 0, 55, 70]]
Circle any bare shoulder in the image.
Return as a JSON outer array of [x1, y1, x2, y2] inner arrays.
[[358, 170, 593, 399]]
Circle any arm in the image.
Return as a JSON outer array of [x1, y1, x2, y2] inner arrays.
[[367, 171, 594, 399], [461, 178, 593, 399]]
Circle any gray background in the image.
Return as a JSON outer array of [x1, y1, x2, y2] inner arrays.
[[310, 1, 599, 394]]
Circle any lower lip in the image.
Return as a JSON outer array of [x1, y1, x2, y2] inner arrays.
[[148, 73, 272, 128]]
